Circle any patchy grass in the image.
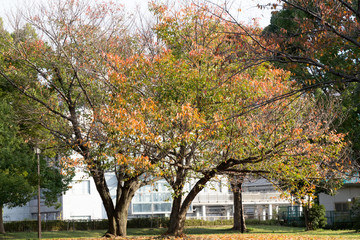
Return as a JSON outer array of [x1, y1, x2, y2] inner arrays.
[[0, 225, 359, 239]]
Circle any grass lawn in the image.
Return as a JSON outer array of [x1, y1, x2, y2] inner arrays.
[[0, 225, 359, 239]]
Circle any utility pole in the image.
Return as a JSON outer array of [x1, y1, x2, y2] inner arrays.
[[35, 147, 41, 239]]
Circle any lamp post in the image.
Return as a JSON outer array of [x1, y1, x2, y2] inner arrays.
[[35, 147, 41, 239]]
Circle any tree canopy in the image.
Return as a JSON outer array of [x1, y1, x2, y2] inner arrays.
[[0, 0, 355, 237]]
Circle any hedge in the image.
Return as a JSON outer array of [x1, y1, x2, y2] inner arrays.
[[4, 218, 280, 232], [4, 220, 108, 232]]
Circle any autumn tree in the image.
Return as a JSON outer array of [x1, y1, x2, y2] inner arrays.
[[207, 0, 360, 165], [262, 0, 360, 165], [103, 3, 349, 236], [0, 0, 154, 236]]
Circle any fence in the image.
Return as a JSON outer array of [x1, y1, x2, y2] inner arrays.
[[278, 206, 305, 227], [325, 211, 359, 229]]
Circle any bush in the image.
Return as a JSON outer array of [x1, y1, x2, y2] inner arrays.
[[184, 219, 233, 226], [127, 217, 169, 228], [4, 217, 280, 232], [245, 219, 279, 226], [4, 219, 108, 232], [304, 204, 327, 230], [325, 222, 354, 230], [351, 198, 360, 231]]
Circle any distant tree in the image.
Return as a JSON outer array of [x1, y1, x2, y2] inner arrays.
[[263, 0, 360, 167], [205, 0, 360, 169], [0, 100, 34, 234], [0, 91, 71, 234], [0, 17, 71, 234], [350, 198, 360, 231]]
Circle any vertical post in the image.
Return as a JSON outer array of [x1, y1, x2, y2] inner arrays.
[[262, 206, 266, 221], [151, 190, 153, 228], [268, 204, 272, 220], [202, 205, 206, 220], [35, 148, 41, 239]]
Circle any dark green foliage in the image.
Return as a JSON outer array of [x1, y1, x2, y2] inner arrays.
[[127, 217, 169, 228], [3, 218, 282, 232], [0, 91, 71, 209], [0, 22, 72, 234], [304, 204, 327, 230], [0, 99, 36, 208], [3, 220, 108, 232], [350, 198, 360, 231]]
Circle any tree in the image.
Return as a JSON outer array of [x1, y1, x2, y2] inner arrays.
[[0, 88, 71, 234], [207, 0, 360, 165], [103, 3, 350, 236], [262, 0, 360, 166], [0, 17, 71, 234], [0, 100, 35, 234], [0, 0, 151, 236]]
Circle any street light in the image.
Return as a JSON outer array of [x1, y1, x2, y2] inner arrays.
[[34, 147, 41, 239]]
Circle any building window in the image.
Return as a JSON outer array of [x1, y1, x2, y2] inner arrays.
[[335, 202, 349, 211], [70, 180, 90, 195], [133, 203, 152, 213]]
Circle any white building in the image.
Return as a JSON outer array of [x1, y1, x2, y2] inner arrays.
[[319, 178, 360, 212], [4, 173, 291, 222]]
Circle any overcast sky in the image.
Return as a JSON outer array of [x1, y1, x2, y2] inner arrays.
[[0, 0, 275, 30]]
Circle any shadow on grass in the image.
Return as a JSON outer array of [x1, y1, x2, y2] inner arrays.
[[128, 228, 166, 236], [183, 225, 306, 235]]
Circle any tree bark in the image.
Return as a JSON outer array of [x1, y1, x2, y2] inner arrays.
[[115, 179, 140, 236], [303, 205, 312, 231], [0, 205, 5, 234], [165, 172, 215, 237], [165, 156, 260, 236], [232, 180, 246, 233], [90, 169, 117, 235], [90, 168, 140, 237], [166, 195, 184, 236]]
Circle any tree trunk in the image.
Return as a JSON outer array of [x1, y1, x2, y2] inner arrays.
[[90, 169, 117, 236], [0, 205, 5, 234], [90, 168, 141, 237], [114, 179, 140, 237], [166, 195, 184, 236], [303, 206, 312, 231], [232, 182, 246, 233], [166, 209, 187, 237], [165, 173, 215, 237]]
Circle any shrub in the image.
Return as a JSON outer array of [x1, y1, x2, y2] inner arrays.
[[127, 217, 169, 228], [351, 198, 360, 231], [4, 219, 108, 232], [4, 217, 280, 232], [304, 204, 327, 230]]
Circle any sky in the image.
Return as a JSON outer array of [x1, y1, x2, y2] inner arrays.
[[0, 0, 276, 30]]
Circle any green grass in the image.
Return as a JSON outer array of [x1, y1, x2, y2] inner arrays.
[[185, 225, 360, 238], [1, 225, 359, 239], [0, 230, 105, 239]]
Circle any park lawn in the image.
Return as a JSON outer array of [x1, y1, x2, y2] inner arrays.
[[0, 225, 359, 239]]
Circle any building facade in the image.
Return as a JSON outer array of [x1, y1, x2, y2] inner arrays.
[[4, 173, 290, 222]]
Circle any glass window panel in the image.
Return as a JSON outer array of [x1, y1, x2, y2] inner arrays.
[[133, 203, 152, 213]]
